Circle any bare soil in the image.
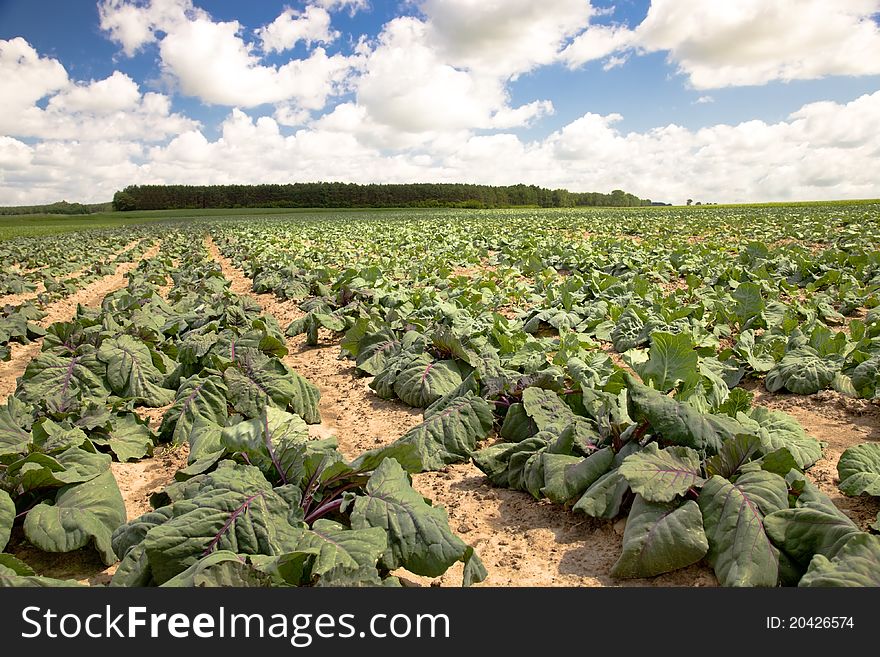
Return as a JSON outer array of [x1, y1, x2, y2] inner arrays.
[[205, 236, 720, 587], [451, 260, 497, 278], [660, 277, 690, 294], [770, 238, 826, 253], [744, 382, 880, 530], [0, 285, 46, 308], [204, 236, 425, 453], [111, 445, 190, 521], [0, 240, 161, 404], [0, 239, 142, 307], [5, 444, 189, 586], [2, 240, 175, 584], [7, 236, 877, 587]]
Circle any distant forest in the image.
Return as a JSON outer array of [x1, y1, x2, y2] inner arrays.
[[112, 182, 658, 211], [0, 200, 112, 216]]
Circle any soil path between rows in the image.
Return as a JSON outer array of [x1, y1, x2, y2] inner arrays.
[[15, 235, 876, 588], [3, 239, 177, 585], [203, 234, 719, 587], [204, 236, 426, 455], [0, 238, 143, 307], [114, 252, 186, 532], [0, 239, 158, 404], [746, 384, 880, 529]]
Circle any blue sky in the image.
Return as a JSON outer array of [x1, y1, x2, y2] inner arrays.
[[1, 0, 879, 204]]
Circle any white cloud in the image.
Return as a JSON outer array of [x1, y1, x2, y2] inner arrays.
[[531, 91, 880, 202], [157, 17, 353, 108], [0, 138, 146, 205], [47, 71, 141, 113], [354, 17, 527, 135], [489, 100, 555, 129], [257, 6, 338, 54], [345, 8, 567, 143], [0, 39, 196, 141], [695, 95, 714, 104], [635, 0, 880, 88], [273, 104, 313, 128], [100, 1, 358, 111], [602, 54, 629, 71], [0, 38, 68, 114], [0, 137, 33, 172], [562, 24, 635, 67], [5, 92, 879, 206], [314, 0, 369, 13], [98, 0, 206, 56], [421, 0, 593, 78]]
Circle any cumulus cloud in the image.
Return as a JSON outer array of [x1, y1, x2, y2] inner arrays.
[[5, 90, 879, 206], [98, 0, 206, 56], [421, 0, 593, 78], [0, 138, 146, 205], [47, 71, 141, 113], [0, 39, 196, 141], [158, 17, 352, 108], [100, 0, 358, 111], [634, 0, 880, 88], [257, 6, 338, 54], [356, 19, 491, 132], [0, 37, 68, 114], [0, 137, 33, 172], [562, 24, 635, 67], [534, 91, 880, 202], [345, 3, 575, 144]]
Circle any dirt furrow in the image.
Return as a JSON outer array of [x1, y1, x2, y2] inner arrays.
[[131, 259, 177, 433], [204, 234, 718, 587], [0, 240, 161, 404], [111, 243, 187, 562], [204, 235, 424, 457], [0, 285, 46, 308], [747, 384, 880, 530], [0, 239, 142, 308], [155, 258, 179, 300], [111, 447, 189, 524], [3, 239, 173, 585]]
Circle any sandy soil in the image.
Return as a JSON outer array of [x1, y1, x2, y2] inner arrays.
[[204, 235, 425, 454], [0, 239, 142, 307], [0, 241, 160, 404], [204, 234, 721, 587], [5, 444, 189, 586], [111, 445, 190, 521], [2, 240, 177, 584], [0, 285, 46, 308], [6, 235, 877, 588], [745, 382, 880, 530]]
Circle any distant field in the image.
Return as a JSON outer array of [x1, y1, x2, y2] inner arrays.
[[2, 198, 879, 240], [0, 206, 452, 240], [0, 214, 175, 240], [0, 202, 879, 589]]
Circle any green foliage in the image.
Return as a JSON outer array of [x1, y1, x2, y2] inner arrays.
[[3, 201, 879, 587], [110, 183, 652, 211]]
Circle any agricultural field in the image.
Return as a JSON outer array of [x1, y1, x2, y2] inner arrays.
[[0, 203, 879, 587]]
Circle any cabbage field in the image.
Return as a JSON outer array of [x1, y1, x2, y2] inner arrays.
[[0, 203, 879, 587]]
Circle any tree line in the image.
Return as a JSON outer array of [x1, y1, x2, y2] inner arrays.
[[112, 183, 655, 211], [0, 200, 112, 216]]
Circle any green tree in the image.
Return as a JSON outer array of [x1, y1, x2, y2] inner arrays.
[[112, 190, 138, 211]]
